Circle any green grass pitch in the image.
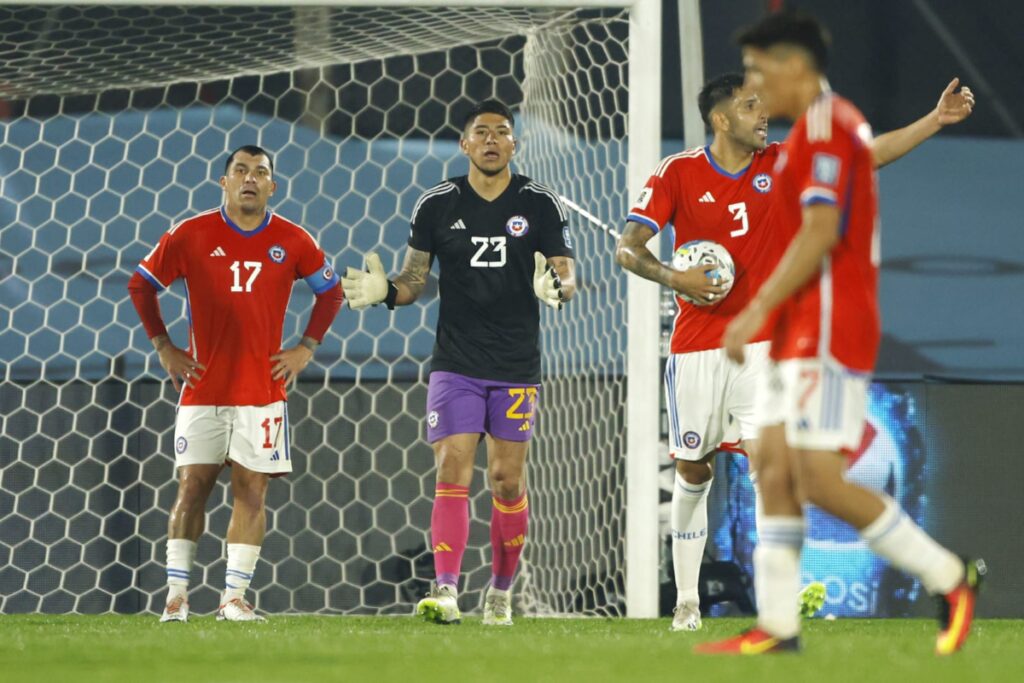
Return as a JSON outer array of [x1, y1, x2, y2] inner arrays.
[[2, 615, 1021, 682]]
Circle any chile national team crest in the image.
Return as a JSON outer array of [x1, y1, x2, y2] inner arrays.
[[753, 173, 773, 193], [268, 244, 287, 263], [505, 215, 530, 238]]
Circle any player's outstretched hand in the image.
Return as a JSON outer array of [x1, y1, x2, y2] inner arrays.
[[271, 345, 314, 388], [157, 343, 205, 392], [723, 302, 767, 364], [670, 265, 727, 306], [341, 252, 389, 310], [533, 252, 563, 310], [935, 77, 974, 127]]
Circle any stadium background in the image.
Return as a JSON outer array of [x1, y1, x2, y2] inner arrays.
[[1, 0, 1022, 619]]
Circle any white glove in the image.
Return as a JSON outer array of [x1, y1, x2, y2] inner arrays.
[[533, 252, 563, 310], [341, 252, 389, 310]]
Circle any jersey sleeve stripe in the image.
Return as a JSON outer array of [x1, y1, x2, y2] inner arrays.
[[626, 213, 662, 233], [800, 187, 838, 206], [523, 182, 568, 222], [411, 182, 457, 224], [654, 147, 703, 177], [136, 264, 168, 291]]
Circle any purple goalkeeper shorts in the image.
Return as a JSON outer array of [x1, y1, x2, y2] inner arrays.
[[425, 371, 541, 443]]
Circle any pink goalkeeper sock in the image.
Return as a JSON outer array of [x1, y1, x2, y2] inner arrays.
[[431, 483, 470, 589], [490, 491, 529, 591]]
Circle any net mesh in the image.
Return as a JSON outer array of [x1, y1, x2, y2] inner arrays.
[[0, 4, 630, 616]]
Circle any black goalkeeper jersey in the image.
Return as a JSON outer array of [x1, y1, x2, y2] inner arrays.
[[409, 174, 575, 384]]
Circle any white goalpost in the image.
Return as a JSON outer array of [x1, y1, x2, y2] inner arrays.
[[0, 0, 664, 617]]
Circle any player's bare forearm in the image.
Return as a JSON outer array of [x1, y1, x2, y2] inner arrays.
[[151, 334, 172, 352], [615, 222, 674, 288], [872, 78, 974, 168], [393, 247, 432, 305], [750, 205, 840, 314], [872, 115, 941, 168], [548, 256, 577, 302]]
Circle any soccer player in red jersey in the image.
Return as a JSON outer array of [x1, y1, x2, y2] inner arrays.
[[617, 70, 975, 631], [696, 12, 984, 655], [127, 145, 343, 622]]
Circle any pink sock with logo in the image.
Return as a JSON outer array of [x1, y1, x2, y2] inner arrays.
[[431, 483, 469, 589], [490, 491, 529, 591]]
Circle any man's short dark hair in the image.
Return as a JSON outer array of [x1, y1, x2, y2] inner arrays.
[[698, 73, 746, 129], [461, 99, 515, 131], [736, 10, 831, 71], [224, 145, 274, 175]]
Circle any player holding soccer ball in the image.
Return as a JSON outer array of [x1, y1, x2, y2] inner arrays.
[[616, 69, 975, 630], [697, 11, 983, 655], [127, 145, 343, 623], [341, 100, 576, 626]]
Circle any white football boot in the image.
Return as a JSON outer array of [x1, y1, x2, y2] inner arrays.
[[159, 595, 189, 623], [415, 583, 461, 625], [482, 587, 513, 627], [670, 602, 702, 632], [216, 597, 266, 622]]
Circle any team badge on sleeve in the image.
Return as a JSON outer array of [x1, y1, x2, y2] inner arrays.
[[753, 173, 773, 193], [682, 431, 701, 449], [812, 153, 840, 186], [175, 436, 188, 454], [427, 411, 440, 428], [268, 245, 287, 263], [505, 215, 530, 238]]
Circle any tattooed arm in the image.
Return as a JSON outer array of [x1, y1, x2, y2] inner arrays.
[[615, 221, 725, 303], [393, 246, 433, 306]]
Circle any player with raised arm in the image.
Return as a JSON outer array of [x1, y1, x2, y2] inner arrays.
[[696, 11, 983, 655], [616, 67, 974, 632], [341, 100, 576, 626], [127, 145, 343, 623]]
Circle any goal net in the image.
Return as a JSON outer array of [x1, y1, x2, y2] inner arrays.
[[0, 2, 639, 616]]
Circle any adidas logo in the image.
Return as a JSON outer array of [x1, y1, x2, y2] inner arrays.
[[503, 534, 525, 548], [518, 421, 531, 432], [449, 219, 467, 231], [698, 191, 716, 203], [210, 246, 226, 256], [433, 542, 452, 553]]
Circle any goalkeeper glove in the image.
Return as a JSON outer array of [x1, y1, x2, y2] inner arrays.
[[533, 252, 563, 310], [341, 252, 396, 310]]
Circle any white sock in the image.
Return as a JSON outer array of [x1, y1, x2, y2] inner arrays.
[[748, 470, 764, 537], [165, 539, 196, 602], [755, 516, 804, 639], [671, 473, 711, 607], [223, 543, 261, 602], [861, 495, 963, 595]]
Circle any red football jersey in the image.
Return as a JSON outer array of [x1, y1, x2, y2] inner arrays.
[[627, 145, 785, 353], [771, 93, 880, 372], [137, 207, 338, 406]]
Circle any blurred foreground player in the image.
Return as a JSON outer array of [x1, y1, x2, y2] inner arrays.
[[127, 145, 343, 622], [696, 12, 984, 655], [342, 100, 576, 626], [617, 70, 974, 631]]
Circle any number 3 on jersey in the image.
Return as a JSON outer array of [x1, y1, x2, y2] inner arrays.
[[470, 236, 507, 268], [728, 202, 749, 238], [230, 260, 262, 292]]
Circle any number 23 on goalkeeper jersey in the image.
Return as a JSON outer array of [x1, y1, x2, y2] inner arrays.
[[136, 207, 339, 406]]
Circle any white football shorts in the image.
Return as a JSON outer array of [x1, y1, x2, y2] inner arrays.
[[173, 401, 292, 475], [757, 357, 869, 452], [665, 341, 770, 461]]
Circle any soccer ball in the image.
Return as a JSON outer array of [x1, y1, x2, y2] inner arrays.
[[670, 240, 736, 306]]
